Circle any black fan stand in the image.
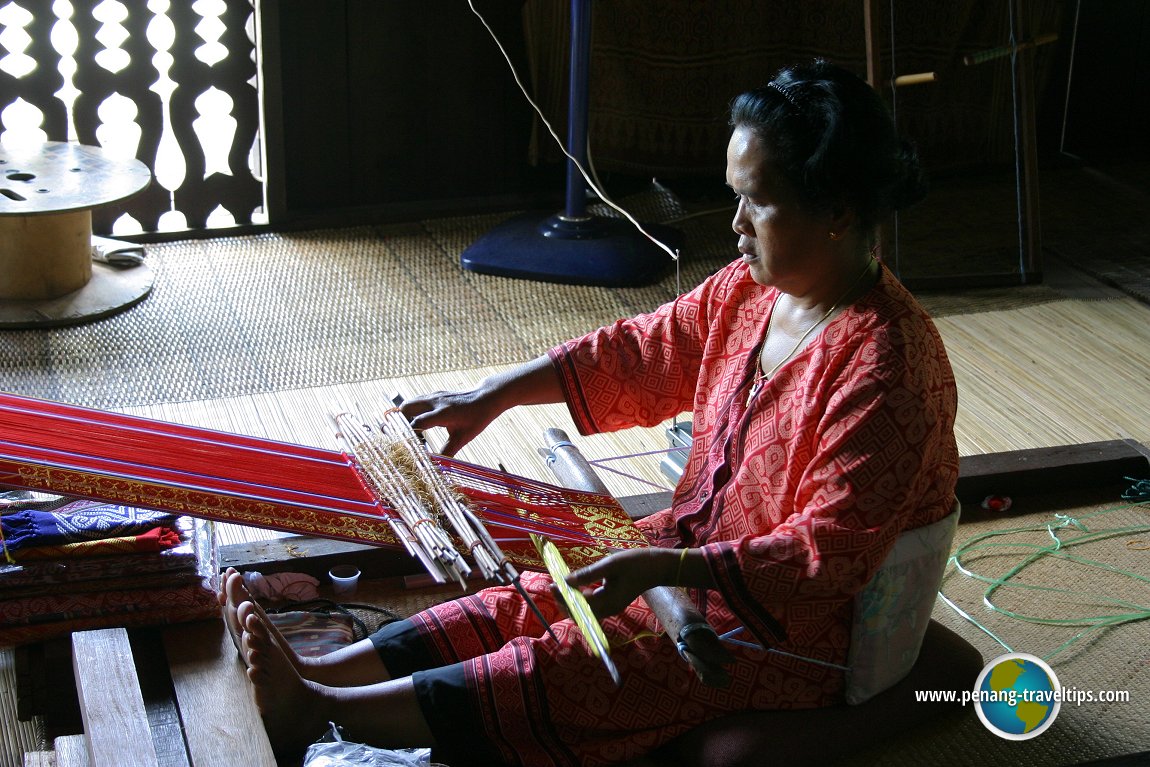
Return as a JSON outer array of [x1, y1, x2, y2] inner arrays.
[[460, 0, 680, 287]]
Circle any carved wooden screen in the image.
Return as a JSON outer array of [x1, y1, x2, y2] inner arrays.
[[0, 0, 264, 234]]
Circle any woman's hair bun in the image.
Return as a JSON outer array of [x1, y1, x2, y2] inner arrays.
[[730, 59, 929, 229]]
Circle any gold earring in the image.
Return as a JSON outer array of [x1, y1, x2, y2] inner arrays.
[[829, 231, 841, 241]]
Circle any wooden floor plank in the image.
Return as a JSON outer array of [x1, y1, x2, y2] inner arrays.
[[127, 631, 192, 767], [70, 628, 157, 767], [162, 621, 276, 767]]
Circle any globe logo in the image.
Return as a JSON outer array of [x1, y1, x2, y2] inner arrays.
[[973, 653, 1061, 740]]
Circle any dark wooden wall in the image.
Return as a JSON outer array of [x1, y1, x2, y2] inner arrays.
[[260, 1, 1147, 229], [262, 0, 547, 227], [1058, 0, 1150, 162]]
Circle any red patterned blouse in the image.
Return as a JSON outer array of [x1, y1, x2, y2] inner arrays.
[[549, 259, 959, 701]]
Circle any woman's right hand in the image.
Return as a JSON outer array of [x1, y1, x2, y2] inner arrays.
[[398, 387, 502, 457], [397, 354, 567, 457]]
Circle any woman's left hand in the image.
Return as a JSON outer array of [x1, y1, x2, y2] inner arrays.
[[564, 548, 686, 619]]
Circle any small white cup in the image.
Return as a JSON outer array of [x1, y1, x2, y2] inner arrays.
[[328, 564, 361, 598]]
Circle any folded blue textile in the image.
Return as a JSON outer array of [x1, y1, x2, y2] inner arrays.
[[0, 500, 178, 551]]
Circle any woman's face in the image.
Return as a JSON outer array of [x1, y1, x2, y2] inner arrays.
[[726, 124, 834, 291]]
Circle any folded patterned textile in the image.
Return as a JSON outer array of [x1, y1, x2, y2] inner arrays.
[[0, 528, 198, 590], [0, 582, 219, 627], [9, 525, 182, 561], [0, 500, 179, 553], [3, 571, 206, 601], [0, 499, 219, 646], [0, 584, 219, 645]]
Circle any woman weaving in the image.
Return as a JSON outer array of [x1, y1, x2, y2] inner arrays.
[[222, 59, 959, 766]]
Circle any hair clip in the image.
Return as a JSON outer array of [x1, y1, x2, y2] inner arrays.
[[767, 81, 802, 113]]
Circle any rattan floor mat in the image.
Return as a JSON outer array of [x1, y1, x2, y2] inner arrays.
[[0, 187, 1072, 411]]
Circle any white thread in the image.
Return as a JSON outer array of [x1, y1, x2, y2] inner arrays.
[[1059, 0, 1082, 157]]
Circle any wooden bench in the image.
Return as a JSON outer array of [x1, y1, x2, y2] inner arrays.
[[22, 622, 275, 767]]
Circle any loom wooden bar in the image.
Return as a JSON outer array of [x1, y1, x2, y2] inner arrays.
[[1125, 438, 1150, 463], [162, 621, 277, 767], [70, 628, 159, 767], [219, 535, 420, 578], [955, 440, 1149, 505]]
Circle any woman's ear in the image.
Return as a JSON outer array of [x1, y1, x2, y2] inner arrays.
[[828, 205, 857, 238]]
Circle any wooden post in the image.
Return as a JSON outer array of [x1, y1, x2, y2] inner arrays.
[[163, 621, 278, 767], [863, 0, 882, 89], [1012, 0, 1044, 280], [862, 0, 892, 263]]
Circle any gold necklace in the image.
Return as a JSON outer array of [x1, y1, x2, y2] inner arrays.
[[745, 257, 877, 407]]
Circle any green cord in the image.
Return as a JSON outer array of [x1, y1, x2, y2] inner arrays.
[[940, 495, 1150, 662]]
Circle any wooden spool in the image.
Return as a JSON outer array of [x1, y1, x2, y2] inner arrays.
[[0, 141, 152, 328], [0, 209, 92, 300]]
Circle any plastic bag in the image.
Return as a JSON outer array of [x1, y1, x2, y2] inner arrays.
[[303, 723, 431, 767]]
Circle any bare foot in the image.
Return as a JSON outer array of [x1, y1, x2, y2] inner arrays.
[[221, 569, 313, 676], [221, 569, 393, 690], [239, 601, 332, 755], [218, 567, 246, 656], [240, 601, 434, 756]]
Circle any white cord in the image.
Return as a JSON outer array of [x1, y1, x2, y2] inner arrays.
[[888, 0, 902, 278], [1058, 0, 1082, 157], [466, 0, 679, 262], [1007, 0, 1027, 278]]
